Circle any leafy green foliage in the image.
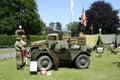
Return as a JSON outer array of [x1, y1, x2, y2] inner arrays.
[[27, 35, 45, 44], [66, 21, 79, 36], [0, 0, 45, 35], [48, 22, 62, 31], [0, 35, 45, 46], [0, 35, 16, 47], [49, 22, 56, 29], [55, 22, 62, 31], [87, 1, 119, 34]]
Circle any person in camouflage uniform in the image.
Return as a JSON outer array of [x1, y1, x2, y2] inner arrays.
[[15, 37, 24, 70]]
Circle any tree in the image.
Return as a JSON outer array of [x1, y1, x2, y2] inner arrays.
[[88, 1, 119, 34], [0, 0, 45, 35], [55, 22, 62, 31], [48, 22, 55, 29], [48, 22, 62, 31], [66, 21, 79, 36]]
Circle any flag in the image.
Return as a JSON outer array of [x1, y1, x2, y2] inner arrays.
[[70, 0, 74, 16], [81, 11, 87, 27]]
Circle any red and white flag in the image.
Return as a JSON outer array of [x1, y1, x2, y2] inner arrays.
[[81, 12, 87, 27]]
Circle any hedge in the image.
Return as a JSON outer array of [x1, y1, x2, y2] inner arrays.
[[26, 35, 45, 44], [0, 35, 45, 47]]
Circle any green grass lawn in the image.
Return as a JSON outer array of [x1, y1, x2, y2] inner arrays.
[[0, 49, 120, 80]]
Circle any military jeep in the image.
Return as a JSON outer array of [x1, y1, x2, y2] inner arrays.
[[30, 32, 91, 70]]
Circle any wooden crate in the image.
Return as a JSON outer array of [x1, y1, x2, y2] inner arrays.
[[70, 37, 86, 45]]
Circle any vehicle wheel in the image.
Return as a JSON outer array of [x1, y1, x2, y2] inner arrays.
[[75, 54, 90, 69], [37, 55, 53, 70]]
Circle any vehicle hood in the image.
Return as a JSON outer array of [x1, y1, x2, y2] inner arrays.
[[30, 40, 46, 46]]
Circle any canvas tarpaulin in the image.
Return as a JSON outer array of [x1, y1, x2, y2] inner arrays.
[[100, 34, 115, 44], [83, 34, 115, 48], [116, 35, 120, 44], [85, 35, 103, 48]]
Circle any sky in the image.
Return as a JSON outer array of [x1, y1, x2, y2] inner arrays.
[[36, 0, 120, 29]]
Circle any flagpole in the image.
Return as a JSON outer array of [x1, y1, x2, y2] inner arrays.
[[70, 0, 74, 36], [70, 11, 72, 36], [70, 0, 74, 22], [92, 24, 94, 35]]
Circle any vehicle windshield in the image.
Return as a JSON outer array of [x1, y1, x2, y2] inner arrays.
[[48, 36, 56, 40]]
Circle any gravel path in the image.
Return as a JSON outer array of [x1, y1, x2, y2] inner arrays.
[[0, 47, 30, 60], [0, 48, 16, 60], [0, 52, 16, 60]]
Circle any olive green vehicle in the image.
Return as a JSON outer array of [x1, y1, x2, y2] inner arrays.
[[30, 32, 91, 70]]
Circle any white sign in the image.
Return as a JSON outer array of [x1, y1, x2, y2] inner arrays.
[[30, 61, 37, 72]]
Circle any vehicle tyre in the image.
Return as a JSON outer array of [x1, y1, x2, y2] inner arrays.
[[75, 54, 90, 69], [37, 55, 53, 70]]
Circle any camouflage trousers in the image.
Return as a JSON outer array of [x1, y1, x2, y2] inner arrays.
[[16, 51, 24, 67]]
